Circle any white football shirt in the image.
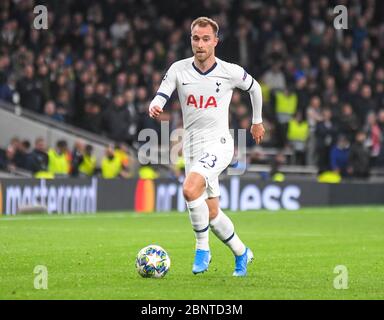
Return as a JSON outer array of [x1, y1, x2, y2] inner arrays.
[[149, 56, 260, 157]]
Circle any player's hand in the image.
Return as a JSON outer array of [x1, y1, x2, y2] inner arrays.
[[250, 123, 265, 145], [149, 105, 163, 118]]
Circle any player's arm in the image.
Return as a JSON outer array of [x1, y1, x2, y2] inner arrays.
[[232, 65, 265, 144], [149, 63, 177, 118]]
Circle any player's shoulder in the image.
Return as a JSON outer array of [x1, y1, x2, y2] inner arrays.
[[216, 58, 245, 77], [169, 57, 194, 71]]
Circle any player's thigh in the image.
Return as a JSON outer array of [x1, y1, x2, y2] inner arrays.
[[206, 176, 220, 198], [190, 145, 234, 182]]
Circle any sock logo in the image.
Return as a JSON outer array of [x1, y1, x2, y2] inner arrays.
[[135, 179, 155, 212]]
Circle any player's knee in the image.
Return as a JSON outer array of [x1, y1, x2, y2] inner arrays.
[[183, 174, 206, 201], [183, 183, 199, 201], [209, 207, 219, 220]]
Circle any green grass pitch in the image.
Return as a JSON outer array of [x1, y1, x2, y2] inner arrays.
[[0, 207, 383, 300]]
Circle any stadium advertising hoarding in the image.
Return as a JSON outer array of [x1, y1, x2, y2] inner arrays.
[[149, 179, 384, 211], [0, 178, 98, 215], [1, 178, 383, 215], [0, 178, 137, 215], [151, 178, 329, 212]]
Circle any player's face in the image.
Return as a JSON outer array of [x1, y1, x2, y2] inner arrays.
[[191, 25, 218, 63]]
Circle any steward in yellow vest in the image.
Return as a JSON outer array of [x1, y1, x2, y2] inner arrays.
[[79, 144, 96, 177], [101, 145, 122, 179], [287, 112, 309, 165], [48, 140, 70, 177], [287, 116, 309, 144], [275, 88, 298, 124]]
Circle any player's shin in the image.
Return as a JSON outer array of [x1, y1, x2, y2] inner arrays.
[[187, 195, 210, 251], [209, 209, 246, 256]]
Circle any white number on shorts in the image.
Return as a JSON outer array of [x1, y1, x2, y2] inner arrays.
[[198, 152, 217, 168]]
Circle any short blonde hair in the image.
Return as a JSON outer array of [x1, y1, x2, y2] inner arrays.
[[191, 17, 219, 37]]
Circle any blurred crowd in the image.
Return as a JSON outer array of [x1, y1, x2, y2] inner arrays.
[[0, 136, 134, 178], [1, 0, 384, 179]]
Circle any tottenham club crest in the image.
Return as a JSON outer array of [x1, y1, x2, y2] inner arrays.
[[216, 81, 221, 93]]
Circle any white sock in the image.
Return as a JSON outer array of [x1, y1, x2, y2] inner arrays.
[[210, 209, 246, 256], [187, 195, 210, 251]]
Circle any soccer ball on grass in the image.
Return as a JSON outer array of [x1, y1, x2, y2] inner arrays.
[[135, 245, 171, 278]]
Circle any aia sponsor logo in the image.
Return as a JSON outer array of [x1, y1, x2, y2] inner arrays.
[[186, 95, 217, 109]]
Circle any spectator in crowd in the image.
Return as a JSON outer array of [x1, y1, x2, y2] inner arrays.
[[315, 108, 338, 173], [0, 71, 13, 103], [70, 139, 85, 177], [102, 94, 136, 144], [348, 131, 370, 178], [306, 95, 323, 165], [330, 135, 351, 177], [262, 62, 286, 92], [0, 144, 16, 171], [28, 137, 52, 178], [364, 112, 382, 166], [336, 35, 358, 68], [295, 76, 310, 116], [44, 100, 65, 123], [56, 88, 73, 123], [338, 103, 360, 142], [81, 99, 104, 134], [342, 80, 360, 114], [376, 109, 384, 166], [13, 139, 32, 170], [110, 13, 131, 45], [16, 65, 43, 113], [356, 84, 377, 122]]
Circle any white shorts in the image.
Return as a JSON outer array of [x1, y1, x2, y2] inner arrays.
[[184, 136, 234, 198]]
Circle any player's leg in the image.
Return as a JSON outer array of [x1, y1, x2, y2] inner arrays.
[[207, 196, 246, 255], [206, 185, 254, 277], [183, 171, 211, 274], [185, 141, 234, 274]]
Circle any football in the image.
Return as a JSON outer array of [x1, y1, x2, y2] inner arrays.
[[135, 245, 171, 278]]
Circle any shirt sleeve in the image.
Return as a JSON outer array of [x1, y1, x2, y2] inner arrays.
[[231, 64, 263, 124], [231, 63, 254, 91], [149, 63, 177, 110]]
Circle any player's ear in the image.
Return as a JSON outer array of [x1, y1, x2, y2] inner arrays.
[[214, 35, 219, 46]]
